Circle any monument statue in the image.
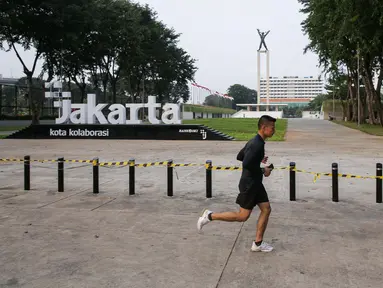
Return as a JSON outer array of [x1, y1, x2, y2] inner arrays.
[[257, 29, 270, 51]]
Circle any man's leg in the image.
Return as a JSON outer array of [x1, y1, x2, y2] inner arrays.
[[251, 202, 273, 252], [211, 207, 252, 222], [197, 189, 255, 231], [197, 207, 252, 231], [255, 202, 271, 242]]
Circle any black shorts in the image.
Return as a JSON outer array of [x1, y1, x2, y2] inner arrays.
[[235, 180, 269, 210]]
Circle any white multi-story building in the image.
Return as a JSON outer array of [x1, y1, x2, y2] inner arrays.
[[259, 76, 324, 107]]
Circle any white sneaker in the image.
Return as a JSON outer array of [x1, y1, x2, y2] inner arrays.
[[251, 241, 274, 252], [197, 209, 212, 231]]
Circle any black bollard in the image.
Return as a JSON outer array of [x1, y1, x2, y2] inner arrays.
[[206, 160, 212, 198], [93, 157, 99, 194], [289, 162, 296, 201], [167, 160, 173, 197], [129, 159, 135, 195], [332, 163, 339, 202], [58, 157, 64, 192], [24, 155, 30, 191], [377, 163, 382, 204]]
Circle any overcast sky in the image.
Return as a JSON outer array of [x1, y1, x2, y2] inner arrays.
[[0, 0, 320, 94]]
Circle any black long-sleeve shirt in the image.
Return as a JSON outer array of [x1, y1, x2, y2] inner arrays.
[[236, 134, 265, 182]]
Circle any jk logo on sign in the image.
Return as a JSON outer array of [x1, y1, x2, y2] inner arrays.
[[200, 129, 207, 140]]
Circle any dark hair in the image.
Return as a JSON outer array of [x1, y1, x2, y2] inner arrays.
[[258, 115, 276, 129]]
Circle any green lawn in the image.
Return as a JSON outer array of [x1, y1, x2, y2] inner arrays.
[[333, 120, 383, 136], [0, 126, 27, 132], [183, 118, 287, 141], [0, 126, 28, 139], [183, 104, 236, 114]]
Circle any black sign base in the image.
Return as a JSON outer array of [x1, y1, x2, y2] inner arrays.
[[6, 124, 236, 141]]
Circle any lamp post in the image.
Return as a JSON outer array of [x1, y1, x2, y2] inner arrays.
[[357, 42, 360, 126], [332, 89, 335, 118]]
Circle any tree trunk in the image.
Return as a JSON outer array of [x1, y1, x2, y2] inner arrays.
[[365, 71, 382, 125], [72, 77, 86, 104], [111, 79, 117, 103], [347, 75, 355, 121], [27, 76, 41, 125], [80, 87, 86, 103], [373, 60, 383, 126], [360, 87, 366, 124], [362, 75, 375, 124]]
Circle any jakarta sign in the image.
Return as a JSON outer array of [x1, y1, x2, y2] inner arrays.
[[54, 94, 181, 125]]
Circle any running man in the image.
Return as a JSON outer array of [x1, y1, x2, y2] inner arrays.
[[197, 115, 276, 252]]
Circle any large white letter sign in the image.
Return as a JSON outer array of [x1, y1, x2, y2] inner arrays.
[[87, 94, 108, 124], [147, 96, 161, 124], [54, 100, 71, 124], [107, 104, 127, 124], [54, 93, 182, 125], [162, 103, 182, 124]]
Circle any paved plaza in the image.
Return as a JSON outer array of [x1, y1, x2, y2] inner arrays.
[[0, 119, 382, 287]]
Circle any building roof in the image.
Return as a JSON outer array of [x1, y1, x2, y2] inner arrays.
[[0, 77, 19, 86]]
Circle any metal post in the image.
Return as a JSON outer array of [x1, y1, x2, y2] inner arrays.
[[357, 42, 360, 126], [332, 163, 339, 202], [129, 159, 135, 195], [289, 162, 296, 201], [206, 160, 212, 198], [93, 157, 99, 194], [58, 157, 64, 192], [332, 89, 335, 118], [266, 50, 270, 112], [257, 51, 261, 111], [167, 160, 173, 197], [0, 84, 3, 118], [376, 163, 382, 204], [24, 155, 30, 191]]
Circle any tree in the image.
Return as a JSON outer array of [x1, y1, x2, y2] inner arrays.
[[1, 0, 197, 122], [298, 0, 383, 125], [305, 94, 330, 111], [0, 0, 97, 124], [168, 82, 190, 104], [227, 84, 257, 107], [203, 94, 232, 108]]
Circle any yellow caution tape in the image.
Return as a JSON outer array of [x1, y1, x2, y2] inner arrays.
[[211, 166, 242, 171], [0, 158, 23, 162], [135, 161, 169, 167], [0, 158, 93, 163], [206, 165, 383, 182], [99, 161, 132, 167], [290, 168, 383, 182], [207, 165, 290, 171], [65, 160, 93, 163], [97, 161, 203, 167], [1, 158, 382, 180], [171, 163, 202, 167]]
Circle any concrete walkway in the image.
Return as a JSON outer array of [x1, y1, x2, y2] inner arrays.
[[0, 119, 383, 287]]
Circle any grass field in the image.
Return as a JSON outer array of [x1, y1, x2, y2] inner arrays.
[[0, 126, 27, 132], [0, 126, 27, 139], [183, 118, 287, 141], [333, 120, 383, 136], [183, 104, 236, 114]]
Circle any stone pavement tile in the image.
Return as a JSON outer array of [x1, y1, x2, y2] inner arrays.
[[215, 201, 383, 288], [0, 204, 242, 288], [0, 178, 113, 209], [0, 224, 235, 288]]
